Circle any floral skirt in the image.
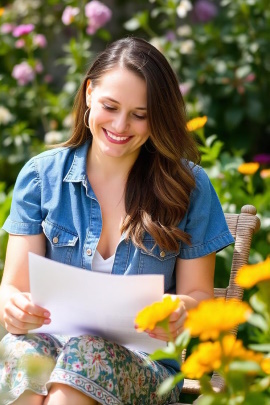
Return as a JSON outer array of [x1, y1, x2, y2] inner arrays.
[[0, 333, 181, 405]]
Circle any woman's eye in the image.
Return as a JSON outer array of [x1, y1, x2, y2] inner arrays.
[[103, 104, 116, 111], [133, 114, 146, 120]]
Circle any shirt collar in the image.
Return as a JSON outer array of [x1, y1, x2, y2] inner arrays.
[[63, 140, 90, 183]]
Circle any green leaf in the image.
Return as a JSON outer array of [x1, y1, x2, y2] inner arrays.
[[248, 313, 268, 332], [235, 65, 251, 79], [149, 342, 179, 361], [175, 329, 190, 349], [229, 360, 261, 373], [200, 374, 215, 394], [124, 18, 141, 31], [250, 293, 268, 314], [248, 343, 270, 352], [158, 372, 184, 396]]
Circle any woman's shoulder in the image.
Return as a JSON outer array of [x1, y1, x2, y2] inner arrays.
[[185, 161, 210, 187]]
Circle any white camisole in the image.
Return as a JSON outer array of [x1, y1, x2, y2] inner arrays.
[[92, 250, 115, 274]]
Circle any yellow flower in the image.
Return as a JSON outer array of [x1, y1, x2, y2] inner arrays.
[[237, 162, 259, 175], [135, 295, 181, 332], [261, 358, 270, 374], [187, 116, 207, 132], [184, 298, 252, 340], [182, 340, 222, 379], [182, 335, 263, 379], [236, 257, 270, 288], [260, 169, 270, 179], [0, 8, 4, 17]]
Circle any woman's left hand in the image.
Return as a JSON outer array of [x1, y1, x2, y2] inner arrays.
[[146, 300, 187, 341]]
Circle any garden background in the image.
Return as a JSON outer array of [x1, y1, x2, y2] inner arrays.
[[0, 0, 269, 377]]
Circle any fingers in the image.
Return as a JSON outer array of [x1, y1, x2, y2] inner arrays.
[[146, 301, 187, 341], [3, 292, 51, 334]]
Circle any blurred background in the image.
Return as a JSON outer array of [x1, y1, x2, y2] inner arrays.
[[0, 0, 269, 291]]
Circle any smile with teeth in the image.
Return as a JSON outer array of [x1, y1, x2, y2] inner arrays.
[[103, 129, 130, 141]]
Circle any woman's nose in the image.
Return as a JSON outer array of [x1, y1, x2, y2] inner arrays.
[[112, 114, 130, 134]]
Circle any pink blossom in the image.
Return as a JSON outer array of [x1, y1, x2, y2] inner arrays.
[[253, 154, 270, 165], [193, 0, 218, 23], [35, 60, 43, 73], [44, 74, 53, 83], [15, 39, 25, 48], [33, 34, 47, 48], [165, 30, 176, 42], [179, 82, 192, 96], [12, 61, 35, 85], [244, 73, 256, 83], [85, 1, 112, 35], [62, 6, 80, 25], [1, 23, 15, 34], [13, 24, 35, 37]]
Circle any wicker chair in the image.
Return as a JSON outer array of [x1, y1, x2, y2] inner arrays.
[[175, 204, 261, 405]]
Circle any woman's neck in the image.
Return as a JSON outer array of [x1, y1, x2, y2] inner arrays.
[[87, 144, 138, 183]]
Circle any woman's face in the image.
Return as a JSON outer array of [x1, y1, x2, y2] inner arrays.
[[86, 67, 150, 163]]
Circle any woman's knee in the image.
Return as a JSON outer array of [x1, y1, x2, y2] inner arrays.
[[44, 383, 97, 405], [12, 390, 45, 405]]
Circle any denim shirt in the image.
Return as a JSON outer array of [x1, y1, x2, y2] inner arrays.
[[3, 140, 234, 295]]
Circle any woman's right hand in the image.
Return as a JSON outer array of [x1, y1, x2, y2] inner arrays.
[[3, 292, 51, 334]]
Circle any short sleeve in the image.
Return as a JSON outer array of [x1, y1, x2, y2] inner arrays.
[[2, 157, 43, 235], [178, 166, 234, 259]]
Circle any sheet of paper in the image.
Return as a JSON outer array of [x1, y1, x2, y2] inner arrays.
[[29, 253, 167, 353]]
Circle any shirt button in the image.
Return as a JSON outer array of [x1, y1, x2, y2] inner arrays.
[[86, 248, 92, 256], [160, 251, 166, 258], [52, 237, 59, 244]]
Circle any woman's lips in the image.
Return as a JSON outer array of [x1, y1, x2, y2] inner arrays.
[[103, 128, 132, 144]]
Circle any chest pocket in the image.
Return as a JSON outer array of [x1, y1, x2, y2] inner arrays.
[[140, 238, 180, 292], [42, 220, 79, 265]]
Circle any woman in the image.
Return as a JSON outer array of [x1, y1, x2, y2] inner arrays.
[[0, 37, 234, 405]]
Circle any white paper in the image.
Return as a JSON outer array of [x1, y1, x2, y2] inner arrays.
[[29, 253, 167, 353]]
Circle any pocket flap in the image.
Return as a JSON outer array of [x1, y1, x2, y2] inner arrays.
[[42, 220, 78, 247]]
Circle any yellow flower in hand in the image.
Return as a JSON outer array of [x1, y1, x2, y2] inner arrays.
[[135, 295, 181, 332], [236, 256, 270, 288], [187, 116, 207, 132], [238, 162, 259, 175], [184, 298, 252, 340]]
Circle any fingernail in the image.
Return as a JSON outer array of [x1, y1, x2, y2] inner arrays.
[[44, 312, 50, 317], [44, 319, 51, 324]]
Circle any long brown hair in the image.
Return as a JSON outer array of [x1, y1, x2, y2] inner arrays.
[[63, 37, 200, 252]]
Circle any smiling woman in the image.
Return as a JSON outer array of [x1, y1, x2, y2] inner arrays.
[[0, 37, 234, 405], [86, 67, 150, 162]]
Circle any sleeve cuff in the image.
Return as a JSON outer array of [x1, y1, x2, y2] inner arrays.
[[178, 231, 235, 259], [2, 217, 43, 235]]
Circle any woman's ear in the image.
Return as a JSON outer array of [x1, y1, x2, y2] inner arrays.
[[86, 79, 92, 107]]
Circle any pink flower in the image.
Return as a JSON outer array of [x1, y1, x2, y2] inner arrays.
[[33, 34, 47, 48], [13, 24, 35, 37], [179, 82, 192, 96], [1, 23, 15, 34], [62, 6, 80, 25], [44, 74, 53, 83], [253, 154, 270, 165], [244, 73, 256, 83], [193, 0, 218, 23], [35, 60, 43, 73], [165, 30, 176, 42], [85, 1, 112, 35], [12, 61, 35, 85], [15, 39, 25, 48]]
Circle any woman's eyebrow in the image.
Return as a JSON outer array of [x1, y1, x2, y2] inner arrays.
[[101, 96, 147, 110]]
